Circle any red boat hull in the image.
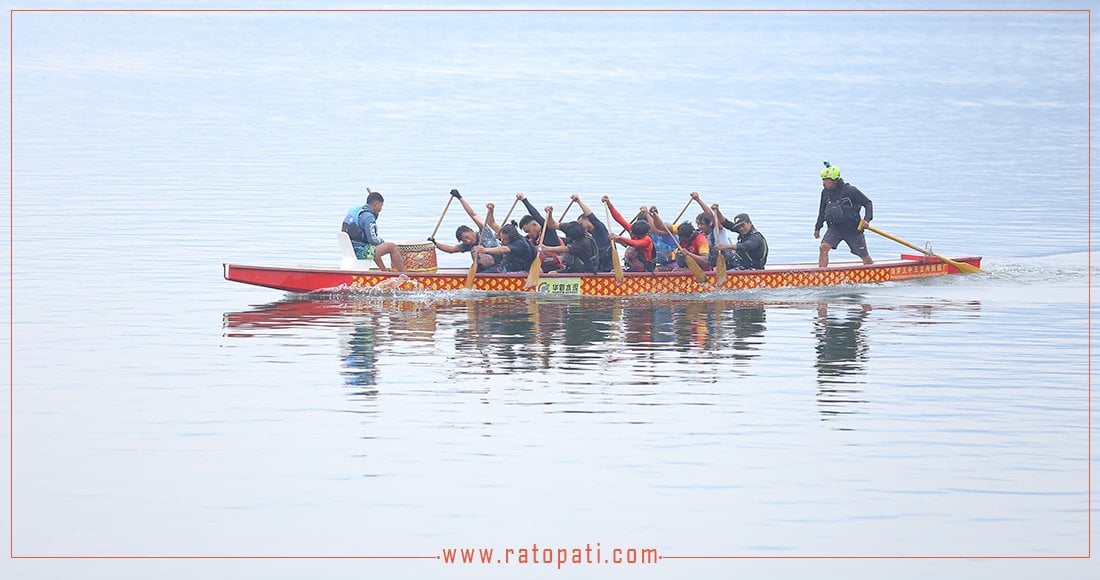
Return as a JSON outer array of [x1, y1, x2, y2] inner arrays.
[[223, 254, 982, 295]]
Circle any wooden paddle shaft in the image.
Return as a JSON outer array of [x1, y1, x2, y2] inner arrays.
[[501, 198, 520, 226], [558, 199, 576, 222], [672, 198, 693, 225], [860, 221, 980, 273], [430, 196, 455, 240]]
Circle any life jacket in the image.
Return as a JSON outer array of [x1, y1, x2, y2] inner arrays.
[[596, 241, 613, 272], [341, 205, 370, 245], [651, 233, 677, 265], [528, 234, 565, 272], [502, 238, 537, 272], [823, 182, 861, 226], [563, 234, 600, 273], [735, 230, 769, 270]]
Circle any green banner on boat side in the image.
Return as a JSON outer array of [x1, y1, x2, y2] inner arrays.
[[536, 278, 582, 295]]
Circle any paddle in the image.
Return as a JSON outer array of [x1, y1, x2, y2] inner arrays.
[[501, 198, 520, 227], [604, 200, 624, 284], [466, 198, 521, 289], [674, 236, 709, 287], [523, 207, 555, 289], [672, 198, 693, 226], [713, 205, 728, 287], [430, 194, 455, 241], [557, 199, 575, 223], [858, 219, 981, 274], [464, 261, 478, 289]]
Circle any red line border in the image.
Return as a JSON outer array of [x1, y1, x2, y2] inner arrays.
[[6, 7, 1092, 562]]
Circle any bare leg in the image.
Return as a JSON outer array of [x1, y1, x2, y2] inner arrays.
[[375, 242, 406, 274], [818, 242, 831, 268], [861, 255, 874, 265]]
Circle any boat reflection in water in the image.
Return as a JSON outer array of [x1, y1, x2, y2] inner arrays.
[[810, 295, 982, 424], [813, 299, 873, 423], [222, 293, 980, 423]]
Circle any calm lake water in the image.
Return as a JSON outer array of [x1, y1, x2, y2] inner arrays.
[[6, 5, 1096, 580]]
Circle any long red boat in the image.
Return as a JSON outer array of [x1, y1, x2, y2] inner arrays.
[[223, 253, 982, 296]]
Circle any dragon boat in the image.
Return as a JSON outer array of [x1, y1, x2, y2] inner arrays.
[[223, 229, 981, 295], [223, 254, 982, 296]]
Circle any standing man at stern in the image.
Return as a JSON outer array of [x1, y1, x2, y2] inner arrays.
[[813, 162, 873, 268]]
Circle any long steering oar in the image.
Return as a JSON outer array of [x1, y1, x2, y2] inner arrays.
[[859, 219, 980, 274], [604, 200, 624, 284], [429, 194, 455, 241]]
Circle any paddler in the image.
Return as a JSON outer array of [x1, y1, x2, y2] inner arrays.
[[648, 205, 709, 271], [712, 207, 769, 270], [428, 189, 501, 272], [569, 194, 613, 272], [604, 195, 655, 272], [514, 192, 565, 272], [473, 222, 536, 273]]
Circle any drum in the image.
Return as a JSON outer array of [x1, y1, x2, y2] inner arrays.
[[396, 241, 438, 273]]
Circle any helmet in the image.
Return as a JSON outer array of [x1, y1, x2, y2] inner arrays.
[[820, 161, 840, 180]]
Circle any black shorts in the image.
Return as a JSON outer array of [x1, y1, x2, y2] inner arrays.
[[822, 226, 870, 258]]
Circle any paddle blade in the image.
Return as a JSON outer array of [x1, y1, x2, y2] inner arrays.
[[523, 255, 542, 289], [464, 261, 477, 289], [715, 252, 727, 287], [684, 253, 708, 286], [863, 222, 981, 274], [610, 242, 623, 284], [945, 257, 981, 274]]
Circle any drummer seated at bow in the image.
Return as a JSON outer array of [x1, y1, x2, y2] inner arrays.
[[604, 195, 655, 272], [539, 221, 600, 274], [514, 192, 565, 273], [648, 207, 710, 271], [341, 191, 407, 273], [473, 222, 536, 273], [428, 189, 502, 272], [712, 205, 769, 271]]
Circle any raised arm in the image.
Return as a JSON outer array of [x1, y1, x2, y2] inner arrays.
[[713, 203, 738, 232], [518, 192, 546, 226], [648, 207, 671, 235], [691, 191, 716, 226], [571, 194, 594, 217], [451, 190, 489, 232], [484, 203, 501, 235], [545, 205, 561, 231], [603, 196, 632, 231]]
